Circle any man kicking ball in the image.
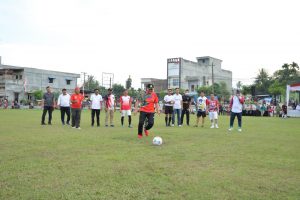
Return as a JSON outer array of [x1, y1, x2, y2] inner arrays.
[[134, 84, 160, 139]]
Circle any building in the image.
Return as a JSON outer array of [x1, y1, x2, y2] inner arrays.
[[0, 57, 80, 103], [167, 56, 232, 92], [140, 78, 167, 92]]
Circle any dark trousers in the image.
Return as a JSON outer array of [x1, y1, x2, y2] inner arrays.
[[181, 108, 190, 125], [60, 106, 70, 124], [172, 109, 181, 125], [138, 111, 154, 135], [71, 108, 82, 128], [230, 112, 242, 128], [41, 106, 53, 123], [91, 109, 100, 126]]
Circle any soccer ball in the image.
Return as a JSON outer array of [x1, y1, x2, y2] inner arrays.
[[152, 136, 163, 146]]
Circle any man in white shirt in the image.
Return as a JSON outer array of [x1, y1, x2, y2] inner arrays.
[[163, 88, 174, 126], [90, 89, 103, 127], [172, 88, 183, 127], [228, 90, 245, 132], [57, 88, 71, 125]]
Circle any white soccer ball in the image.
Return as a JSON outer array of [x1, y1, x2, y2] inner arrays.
[[152, 136, 163, 146]]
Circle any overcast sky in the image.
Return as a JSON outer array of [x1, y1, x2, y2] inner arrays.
[[0, 0, 299, 88]]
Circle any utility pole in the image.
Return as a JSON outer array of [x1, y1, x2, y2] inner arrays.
[[211, 62, 215, 94], [81, 72, 87, 97]]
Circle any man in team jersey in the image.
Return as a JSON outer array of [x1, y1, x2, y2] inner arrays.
[[163, 88, 174, 126], [207, 94, 219, 128], [134, 84, 160, 139], [194, 91, 208, 127], [120, 89, 133, 128]]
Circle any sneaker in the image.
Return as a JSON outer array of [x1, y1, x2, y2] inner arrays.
[[138, 134, 143, 139], [97, 125, 100, 127], [41, 122, 46, 125], [110, 125, 114, 127], [66, 122, 70, 125], [215, 124, 219, 129], [201, 125, 204, 128], [77, 127, 81, 130], [144, 129, 149, 136], [228, 127, 233, 131], [128, 125, 133, 128], [48, 122, 52, 125], [171, 124, 175, 127], [105, 125, 108, 127], [179, 125, 182, 127], [193, 125, 198, 127], [72, 126, 76, 129], [238, 128, 242, 132], [62, 122, 65, 125], [210, 125, 214, 129]]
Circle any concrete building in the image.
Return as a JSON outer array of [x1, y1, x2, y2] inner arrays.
[[140, 78, 167, 92], [0, 57, 80, 103], [167, 56, 232, 92]]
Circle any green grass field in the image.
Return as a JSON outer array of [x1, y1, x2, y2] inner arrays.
[[0, 109, 299, 200]]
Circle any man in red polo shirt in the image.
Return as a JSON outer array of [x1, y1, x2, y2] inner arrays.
[[70, 87, 84, 129], [134, 84, 160, 139]]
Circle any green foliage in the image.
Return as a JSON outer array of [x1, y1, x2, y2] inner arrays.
[[197, 82, 230, 101], [33, 90, 43, 100], [83, 75, 100, 91], [268, 80, 284, 95], [112, 83, 126, 99], [125, 76, 132, 89]]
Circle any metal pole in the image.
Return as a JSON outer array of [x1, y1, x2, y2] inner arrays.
[[81, 72, 87, 97], [211, 62, 215, 94]]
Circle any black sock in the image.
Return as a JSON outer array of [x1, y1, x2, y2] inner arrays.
[[128, 116, 132, 125], [165, 117, 168, 125], [121, 116, 124, 126], [168, 117, 172, 125]]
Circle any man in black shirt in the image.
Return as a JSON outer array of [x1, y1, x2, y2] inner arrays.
[[41, 86, 56, 125], [181, 89, 192, 126]]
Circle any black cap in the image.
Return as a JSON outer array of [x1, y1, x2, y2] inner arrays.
[[108, 88, 113, 91], [146, 84, 154, 89], [236, 90, 240, 94]]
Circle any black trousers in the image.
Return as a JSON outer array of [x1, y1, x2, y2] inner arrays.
[[71, 108, 82, 128], [60, 106, 70, 124], [181, 108, 190, 125], [138, 111, 154, 135], [91, 109, 100, 126], [41, 106, 53, 123]]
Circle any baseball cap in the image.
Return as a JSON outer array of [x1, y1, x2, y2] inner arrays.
[[146, 84, 154, 89], [108, 88, 113, 91]]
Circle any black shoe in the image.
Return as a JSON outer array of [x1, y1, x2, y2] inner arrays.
[[41, 122, 46, 125], [105, 125, 108, 127], [91, 124, 94, 127], [48, 122, 52, 125], [62, 122, 65, 125], [110, 125, 114, 127], [97, 125, 100, 127], [66, 122, 70, 125]]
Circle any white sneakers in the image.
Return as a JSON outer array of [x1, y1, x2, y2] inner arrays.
[[228, 127, 242, 132], [210, 125, 214, 128], [238, 128, 242, 132], [210, 124, 219, 129], [215, 124, 219, 129]]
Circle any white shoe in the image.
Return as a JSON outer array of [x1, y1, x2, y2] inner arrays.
[[171, 124, 175, 127], [77, 127, 81, 130], [215, 124, 219, 128], [228, 127, 233, 131], [210, 125, 214, 128], [179, 125, 182, 127], [238, 128, 242, 132]]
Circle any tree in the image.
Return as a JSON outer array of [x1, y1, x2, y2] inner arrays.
[[33, 90, 43, 100], [126, 75, 132, 89], [254, 68, 271, 94], [83, 75, 100, 91], [236, 81, 243, 89], [241, 85, 252, 95], [112, 84, 125, 99], [273, 62, 300, 85]]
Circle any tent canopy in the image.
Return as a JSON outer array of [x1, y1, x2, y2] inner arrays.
[[286, 83, 300, 106]]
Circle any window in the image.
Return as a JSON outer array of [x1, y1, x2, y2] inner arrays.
[[191, 85, 195, 92], [16, 75, 18, 80], [173, 78, 179, 86], [66, 80, 71, 85], [19, 75, 22, 80], [48, 78, 54, 83]]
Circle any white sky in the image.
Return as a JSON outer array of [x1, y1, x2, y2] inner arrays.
[[0, 0, 299, 88]]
